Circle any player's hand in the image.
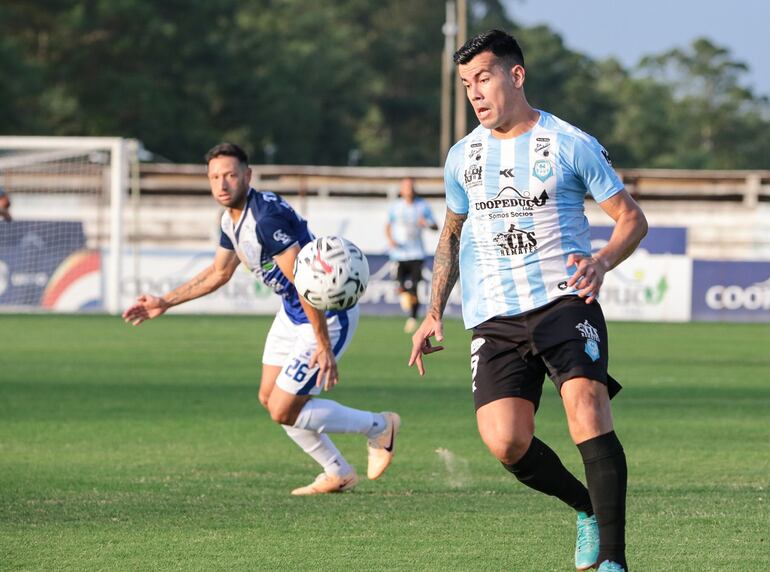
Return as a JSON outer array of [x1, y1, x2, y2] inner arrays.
[[408, 314, 445, 376], [566, 253, 609, 304], [122, 294, 169, 326], [310, 344, 338, 391]]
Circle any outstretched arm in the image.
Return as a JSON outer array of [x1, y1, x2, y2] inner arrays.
[[408, 208, 466, 375], [567, 189, 648, 303], [273, 244, 339, 391], [122, 246, 240, 325]]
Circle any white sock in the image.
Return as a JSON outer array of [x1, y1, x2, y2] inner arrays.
[[282, 425, 353, 476], [294, 398, 386, 438]]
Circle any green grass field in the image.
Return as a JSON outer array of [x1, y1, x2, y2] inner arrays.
[[1, 314, 768, 571]]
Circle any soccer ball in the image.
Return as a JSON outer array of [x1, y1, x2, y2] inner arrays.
[[293, 236, 369, 311]]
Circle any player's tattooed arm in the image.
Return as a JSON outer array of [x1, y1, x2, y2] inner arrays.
[[427, 209, 466, 319], [163, 247, 239, 307]]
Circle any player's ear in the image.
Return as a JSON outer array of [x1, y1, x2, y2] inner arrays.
[[511, 64, 525, 89]]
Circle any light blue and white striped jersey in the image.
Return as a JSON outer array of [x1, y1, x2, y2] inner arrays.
[[444, 110, 623, 329], [387, 198, 437, 261]]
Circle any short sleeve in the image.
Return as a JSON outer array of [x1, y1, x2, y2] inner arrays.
[[219, 230, 234, 250], [257, 214, 299, 257], [572, 135, 623, 203], [444, 145, 468, 214]]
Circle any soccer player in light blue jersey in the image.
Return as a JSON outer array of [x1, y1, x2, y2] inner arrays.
[[385, 177, 438, 333], [409, 30, 647, 572], [124, 143, 400, 495]]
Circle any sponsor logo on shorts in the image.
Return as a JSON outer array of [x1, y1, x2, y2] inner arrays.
[[470, 337, 486, 354], [470, 337, 485, 382], [575, 319, 601, 342], [575, 319, 601, 361]]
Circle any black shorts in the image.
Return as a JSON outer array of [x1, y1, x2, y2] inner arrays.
[[470, 296, 622, 411], [395, 260, 423, 294]]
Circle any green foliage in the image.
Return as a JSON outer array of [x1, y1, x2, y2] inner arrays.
[[638, 38, 770, 168], [1, 315, 769, 570], [0, 2, 768, 167]]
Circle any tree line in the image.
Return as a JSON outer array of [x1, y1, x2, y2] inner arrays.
[[1, 0, 768, 169]]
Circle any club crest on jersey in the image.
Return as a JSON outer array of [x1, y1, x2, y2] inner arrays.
[[532, 159, 553, 182]]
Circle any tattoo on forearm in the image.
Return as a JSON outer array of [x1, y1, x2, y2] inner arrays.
[[429, 210, 465, 318], [165, 266, 215, 305]]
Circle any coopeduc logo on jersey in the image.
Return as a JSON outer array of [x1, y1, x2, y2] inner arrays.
[[474, 187, 549, 211]]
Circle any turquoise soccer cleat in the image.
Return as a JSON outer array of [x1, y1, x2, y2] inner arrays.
[[597, 561, 626, 572], [574, 511, 599, 570]]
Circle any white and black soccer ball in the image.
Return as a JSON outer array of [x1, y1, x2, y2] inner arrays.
[[293, 236, 369, 311]]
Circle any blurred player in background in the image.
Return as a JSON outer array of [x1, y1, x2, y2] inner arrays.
[[123, 143, 400, 495], [409, 30, 647, 572], [0, 186, 12, 221], [385, 177, 438, 333]]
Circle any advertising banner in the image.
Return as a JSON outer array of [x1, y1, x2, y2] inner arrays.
[[117, 251, 462, 318], [598, 252, 692, 322], [692, 260, 770, 322], [117, 250, 281, 315], [0, 221, 99, 310]]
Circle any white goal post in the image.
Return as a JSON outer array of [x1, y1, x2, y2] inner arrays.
[[0, 136, 139, 314]]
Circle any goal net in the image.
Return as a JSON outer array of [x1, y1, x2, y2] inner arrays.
[[0, 136, 137, 314]]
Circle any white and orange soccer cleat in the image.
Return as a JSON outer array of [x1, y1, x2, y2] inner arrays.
[[367, 412, 401, 480], [290, 471, 359, 496]]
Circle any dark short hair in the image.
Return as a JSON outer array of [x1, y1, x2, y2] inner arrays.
[[453, 29, 525, 68], [204, 142, 249, 166]]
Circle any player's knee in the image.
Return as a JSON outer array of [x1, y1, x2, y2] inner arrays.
[[484, 434, 531, 464], [268, 406, 298, 426], [257, 391, 270, 410]]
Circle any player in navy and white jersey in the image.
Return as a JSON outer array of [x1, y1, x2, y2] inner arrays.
[[385, 177, 438, 333], [124, 143, 400, 495], [408, 31, 647, 572]]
